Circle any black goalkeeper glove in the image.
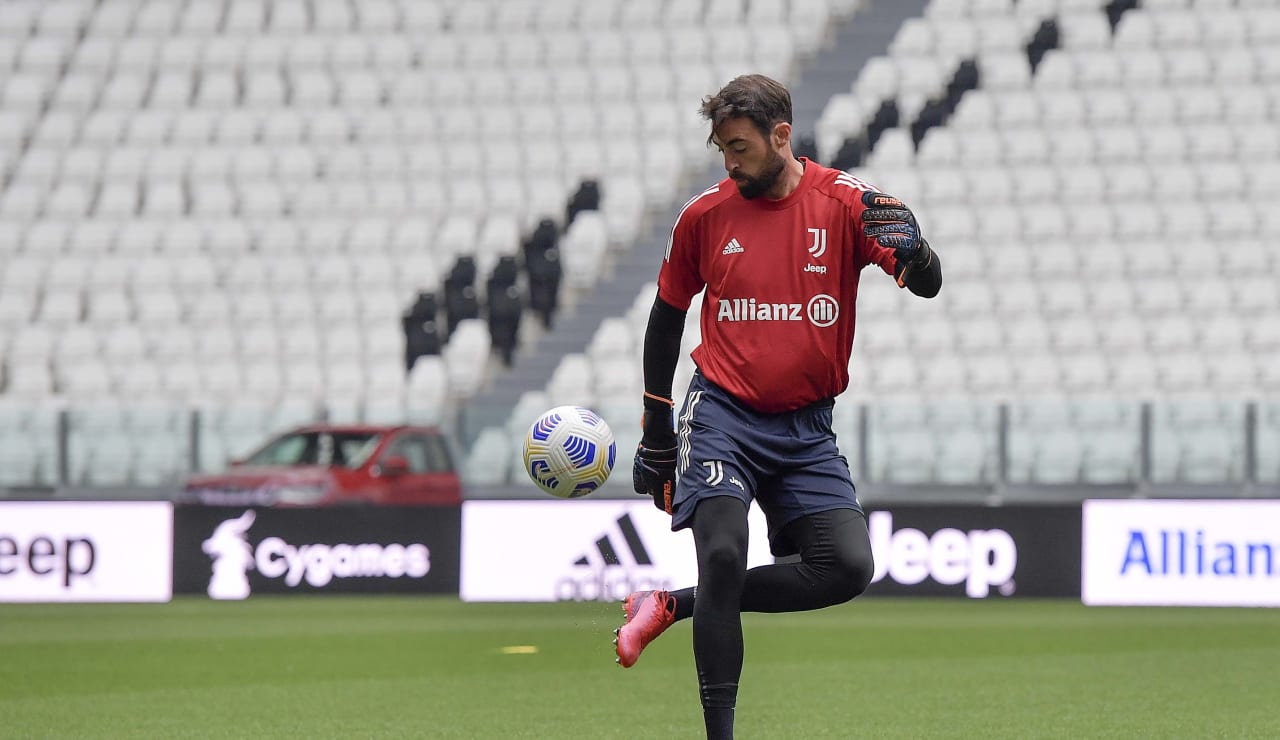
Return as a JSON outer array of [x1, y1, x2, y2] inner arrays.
[[633, 394, 677, 514], [861, 191, 933, 287]]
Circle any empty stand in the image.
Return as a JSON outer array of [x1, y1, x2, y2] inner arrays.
[[777, 0, 1279, 488], [467, 0, 1279, 491], [0, 0, 828, 484], [4, 0, 1270, 493]]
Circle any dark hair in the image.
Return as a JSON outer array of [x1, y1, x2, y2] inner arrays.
[[699, 74, 793, 143]]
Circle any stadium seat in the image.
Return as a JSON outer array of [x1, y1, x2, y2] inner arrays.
[[546, 353, 594, 410], [463, 426, 511, 486], [441, 319, 491, 400]]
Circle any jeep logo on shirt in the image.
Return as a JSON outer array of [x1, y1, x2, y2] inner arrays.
[[716, 294, 839, 328]]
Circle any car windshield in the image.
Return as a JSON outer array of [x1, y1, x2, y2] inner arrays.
[[243, 431, 382, 470]]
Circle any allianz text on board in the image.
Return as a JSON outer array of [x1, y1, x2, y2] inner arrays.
[[1083, 500, 1280, 607]]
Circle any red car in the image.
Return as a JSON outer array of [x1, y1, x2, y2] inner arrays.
[[182, 424, 461, 507]]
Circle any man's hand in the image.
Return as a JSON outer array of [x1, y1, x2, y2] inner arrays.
[[633, 443, 677, 514], [633, 394, 678, 513], [861, 191, 933, 287]]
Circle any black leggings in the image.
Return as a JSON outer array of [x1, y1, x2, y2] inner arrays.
[[690, 496, 874, 710]]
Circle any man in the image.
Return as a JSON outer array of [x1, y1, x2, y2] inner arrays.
[[616, 75, 942, 740]]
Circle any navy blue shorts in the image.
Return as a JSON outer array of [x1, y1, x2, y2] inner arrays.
[[670, 371, 863, 557]]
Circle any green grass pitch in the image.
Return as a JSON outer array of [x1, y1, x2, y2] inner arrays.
[[2, 597, 1276, 739]]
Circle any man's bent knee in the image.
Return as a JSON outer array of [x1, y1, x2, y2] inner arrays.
[[813, 511, 875, 604], [804, 537, 870, 605], [693, 496, 750, 587], [700, 537, 748, 582]]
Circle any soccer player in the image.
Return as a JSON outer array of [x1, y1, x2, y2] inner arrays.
[[617, 75, 942, 740]]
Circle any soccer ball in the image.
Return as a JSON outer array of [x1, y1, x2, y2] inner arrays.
[[522, 406, 616, 498]]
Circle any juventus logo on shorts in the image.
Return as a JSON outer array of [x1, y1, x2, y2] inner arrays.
[[703, 460, 746, 492], [703, 460, 724, 485]]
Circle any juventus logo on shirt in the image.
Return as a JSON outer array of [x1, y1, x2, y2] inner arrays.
[[806, 228, 827, 258], [805, 228, 828, 275]]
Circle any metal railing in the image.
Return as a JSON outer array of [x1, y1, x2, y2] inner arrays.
[[0, 397, 1275, 492]]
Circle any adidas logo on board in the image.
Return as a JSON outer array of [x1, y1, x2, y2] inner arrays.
[[573, 513, 653, 567]]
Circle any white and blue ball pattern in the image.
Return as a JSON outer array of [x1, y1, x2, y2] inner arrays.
[[522, 405, 616, 498]]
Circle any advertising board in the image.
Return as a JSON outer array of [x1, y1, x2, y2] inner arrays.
[[1083, 499, 1280, 607], [461, 500, 773, 602], [0, 501, 173, 603], [173, 506, 461, 598], [864, 506, 1081, 598]]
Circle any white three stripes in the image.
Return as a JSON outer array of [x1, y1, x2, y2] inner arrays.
[[834, 173, 873, 192], [676, 390, 703, 476]]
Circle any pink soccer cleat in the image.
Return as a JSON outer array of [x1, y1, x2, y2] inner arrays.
[[613, 590, 676, 668]]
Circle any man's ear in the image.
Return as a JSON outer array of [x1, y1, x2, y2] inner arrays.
[[772, 121, 792, 150]]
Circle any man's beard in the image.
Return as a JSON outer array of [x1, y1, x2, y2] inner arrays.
[[732, 149, 786, 200]]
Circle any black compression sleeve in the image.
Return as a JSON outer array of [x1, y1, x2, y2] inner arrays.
[[643, 295, 686, 400], [901, 246, 942, 298]]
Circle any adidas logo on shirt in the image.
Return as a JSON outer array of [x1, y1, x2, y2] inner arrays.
[[722, 238, 745, 255]]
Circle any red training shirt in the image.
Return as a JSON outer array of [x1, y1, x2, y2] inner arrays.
[[657, 158, 897, 413]]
